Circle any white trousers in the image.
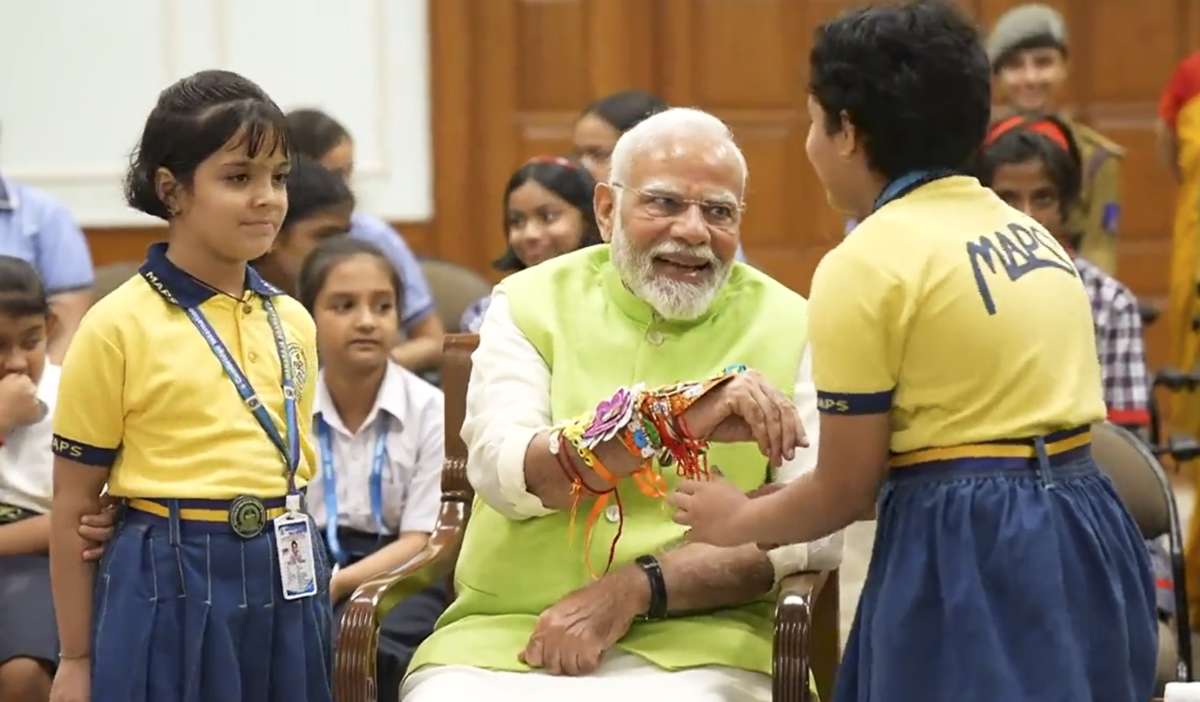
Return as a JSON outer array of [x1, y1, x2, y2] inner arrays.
[[401, 650, 772, 702]]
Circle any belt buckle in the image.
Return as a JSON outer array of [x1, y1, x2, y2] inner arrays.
[[229, 495, 267, 538]]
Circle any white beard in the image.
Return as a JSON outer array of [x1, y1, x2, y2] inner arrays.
[[609, 212, 731, 321]]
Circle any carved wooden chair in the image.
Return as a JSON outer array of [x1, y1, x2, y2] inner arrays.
[[333, 334, 840, 702]]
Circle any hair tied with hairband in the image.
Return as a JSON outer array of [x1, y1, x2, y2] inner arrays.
[[984, 115, 1071, 153], [525, 155, 579, 170]]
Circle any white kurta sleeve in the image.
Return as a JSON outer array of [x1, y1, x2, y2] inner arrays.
[[460, 291, 557, 520]]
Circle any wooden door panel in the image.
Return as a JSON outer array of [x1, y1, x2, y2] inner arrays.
[[516, 0, 590, 111], [1081, 1, 1181, 103], [588, 1, 658, 93], [1103, 126, 1175, 245], [689, 0, 802, 108]]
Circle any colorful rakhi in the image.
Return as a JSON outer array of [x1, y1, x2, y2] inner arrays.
[[555, 367, 745, 576]]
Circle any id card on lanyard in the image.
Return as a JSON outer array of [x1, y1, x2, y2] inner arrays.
[[316, 415, 390, 565], [177, 293, 317, 600]]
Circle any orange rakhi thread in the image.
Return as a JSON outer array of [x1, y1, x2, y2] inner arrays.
[[556, 369, 744, 577]]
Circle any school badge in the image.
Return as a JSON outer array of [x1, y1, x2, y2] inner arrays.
[[229, 494, 267, 538]]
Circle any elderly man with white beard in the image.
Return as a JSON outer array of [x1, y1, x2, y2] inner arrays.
[[400, 107, 840, 702]]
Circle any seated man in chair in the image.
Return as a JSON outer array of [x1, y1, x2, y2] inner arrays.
[[401, 107, 841, 702]]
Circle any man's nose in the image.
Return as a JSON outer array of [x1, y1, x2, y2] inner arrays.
[[671, 204, 712, 246]]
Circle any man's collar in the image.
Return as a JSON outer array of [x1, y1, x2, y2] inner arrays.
[[315, 362, 407, 436], [138, 242, 282, 309], [0, 176, 16, 211]]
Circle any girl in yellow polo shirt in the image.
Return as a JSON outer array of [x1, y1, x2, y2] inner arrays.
[[670, 4, 1155, 701], [48, 70, 331, 702]]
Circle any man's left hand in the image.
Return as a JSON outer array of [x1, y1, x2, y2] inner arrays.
[[520, 567, 646, 675]]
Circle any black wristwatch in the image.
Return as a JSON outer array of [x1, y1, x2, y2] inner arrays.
[[635, 554, 668, 620]]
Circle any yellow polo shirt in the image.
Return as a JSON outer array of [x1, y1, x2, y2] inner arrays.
[[809, 176, 1105, 453], [52, 243, 319, 498]]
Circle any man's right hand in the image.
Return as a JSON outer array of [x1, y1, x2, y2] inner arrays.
[[78, 498, 118, 561], [0, 373, 43, 434], [682, 370, 807, 468]]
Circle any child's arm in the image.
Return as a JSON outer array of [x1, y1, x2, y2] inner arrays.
[[0, 513, 50, 556], [50, 457, 109, 658], [330, 531, 430, 603], [671, 412, 890, 548]]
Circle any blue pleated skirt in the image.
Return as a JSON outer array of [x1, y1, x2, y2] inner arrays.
[[836, 445, 1157, 702], [91, 504, 334, 702]]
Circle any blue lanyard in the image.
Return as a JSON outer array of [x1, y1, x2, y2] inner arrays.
[[184, 299, 301, 495], [872, 169, 955, 212], [316, 415, 390, 565]]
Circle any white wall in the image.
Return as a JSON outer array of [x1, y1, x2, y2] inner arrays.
[[0, 0, 432, 226]]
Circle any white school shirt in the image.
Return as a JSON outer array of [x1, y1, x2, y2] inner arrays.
[[309, 361, 445, 535], [462, 292, 842, 584], [0, 364, 59, 514]]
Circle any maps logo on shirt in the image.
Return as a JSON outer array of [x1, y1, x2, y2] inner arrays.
[[141, 271, 180, 306], [817, 397, 850, 413], [287, 342, 308, 391], [51, 436, 84, 459], [966, 222, 1077, 315]]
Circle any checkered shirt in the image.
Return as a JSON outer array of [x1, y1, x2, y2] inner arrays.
[[1075, 256, 1149, 423]]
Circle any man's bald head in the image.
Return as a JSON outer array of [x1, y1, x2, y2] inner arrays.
[[609, 107, 748, 194]]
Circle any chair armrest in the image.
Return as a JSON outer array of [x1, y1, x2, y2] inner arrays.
[[333, 458, 472, 702], [772, 571, 827, 702]]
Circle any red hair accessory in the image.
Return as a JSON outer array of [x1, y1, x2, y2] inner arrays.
[[984, 115, 1071, 153]]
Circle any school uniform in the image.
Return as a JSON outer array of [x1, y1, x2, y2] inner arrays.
[[812, 175, 1155, 701], [309, 360, 446, 701], [0, 363, 59, 667], [53, 243, 333, 701]]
